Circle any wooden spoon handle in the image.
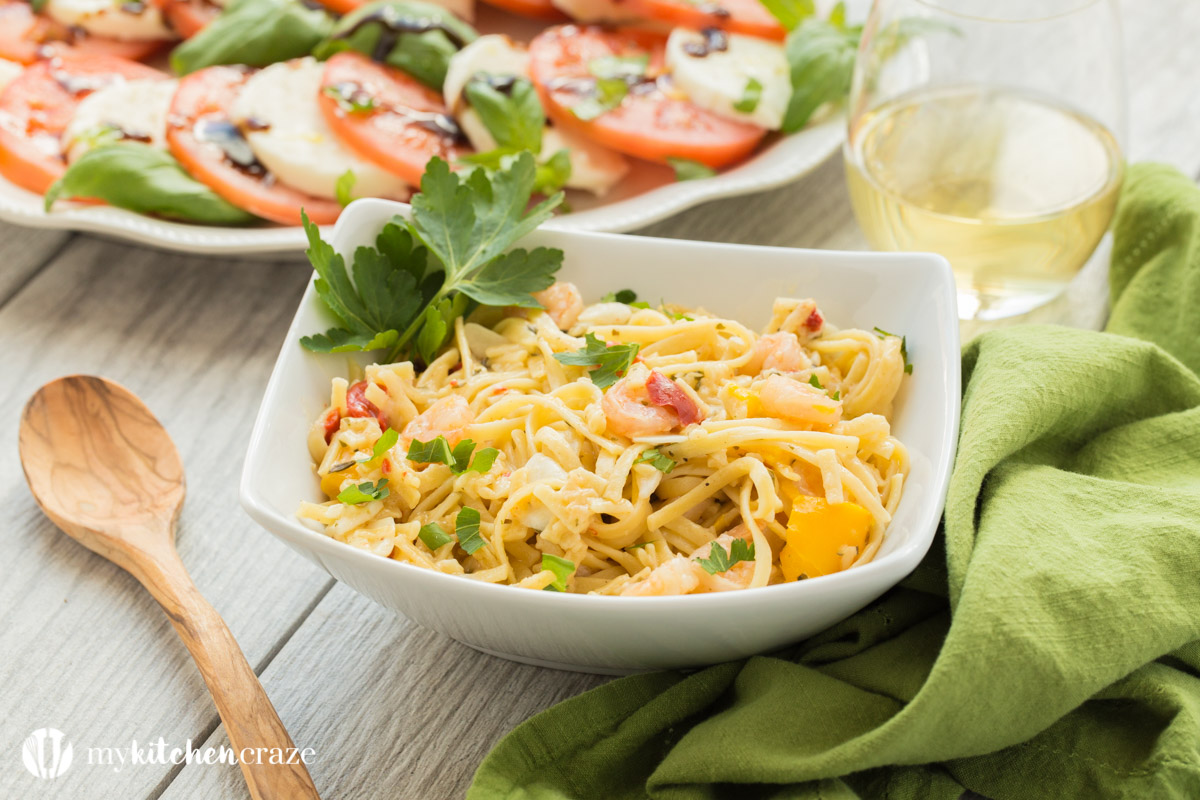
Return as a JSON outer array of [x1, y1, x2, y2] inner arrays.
[[149, 565, 320, 799]]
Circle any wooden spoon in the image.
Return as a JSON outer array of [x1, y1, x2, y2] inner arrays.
[[18, 375, 320, 800]]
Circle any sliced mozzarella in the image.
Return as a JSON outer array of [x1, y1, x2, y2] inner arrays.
[[230, 58, 408, 201], [550, 0, 641, 23], [665, 29, 790, 131], [448, 37, 629, 196], [62, 78, 176, 163], [44, 0, 175, 42], [0, 59, 23, 94], [443, 35, 530, 115]]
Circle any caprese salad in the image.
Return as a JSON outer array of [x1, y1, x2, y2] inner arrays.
[[0, 0, 866, 226]]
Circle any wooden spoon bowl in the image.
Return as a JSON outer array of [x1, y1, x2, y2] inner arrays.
[[19, 375, 319, 800]]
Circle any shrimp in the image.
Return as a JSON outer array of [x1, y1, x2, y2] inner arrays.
[[744, 332, 808, 374], [534, 281, 584, 330], [401, 395, 473, 446], [619, 528, 755, 596], [757, 374, 842, 427], [692, 528, 756, 592], [602, 364, 680, 439]]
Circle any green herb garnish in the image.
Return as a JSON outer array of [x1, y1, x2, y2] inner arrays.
[[337, 478, 390, 504], [323, 83, 378, 114], [588, 54, 649, 80], [455, 507, 486, 554], [808, 374, 823, 389], [695, 538, 755, 575], [553, 332, 640, 389], [757, 0, 815, 31], [418, 521, 453, 550], [734, 77, 763, 113], [335, 170, 357, 207], [464, 75, 543, 155], [634, 448, 676, 474], [601, 289, 638, 304], [541, 553, 575, 591], [407, 435, 498, 474], [359, 428, 399, 465], [666, 157, 717, 182], [873, 327, 912, 374], [571, 78, 629, 121]]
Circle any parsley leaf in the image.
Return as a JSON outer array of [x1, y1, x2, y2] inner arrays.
[[335, 170, 356, 207], [874, 327, 912, 374], [758, 0, 814, 31], [832, 390, 840, 400], [455, 507, 486, 554], [733, 77, 763, 113], [601, 289, 638, 304], [541, 553, 574, 591], [408, 435, 498, 474], [337, 478, 389, 504], [553, 333, 641, 389], [464, 75, 544, 154], [667, 157, 717, 182], [695, 538, 755, 574], [533, 148, 572, 196], [359, 428, 399, 465], [634, 448, 676, 474], [808, 374, 823, 389], [407, 435, 454, 466], [418, 521, 453, 550]]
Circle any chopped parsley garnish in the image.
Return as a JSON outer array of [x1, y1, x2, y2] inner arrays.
[[808, 374, 823, 389], [418, 522, 453, 550], [553, 332, 640, 389], [300, 153, 563, 363], [358, 428, 398, 465], [337, 478, 389, 504], [455, 507, 486, 554], [407, 435, 498, 474], [541, 553, 575, 591], [624, 540, 658, 551], [667, 157, 717, 182], [335, 170, 356, 207], [832, 390, 840, 400], [634, 448, 676, 474], [695, 538, 755, 575], [601, 289, 639, 304], [873, 327, 913, 374], [733, 77, 763, 113]]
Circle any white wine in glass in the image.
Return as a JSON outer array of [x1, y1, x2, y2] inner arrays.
[[845, 1, 1127, 321]]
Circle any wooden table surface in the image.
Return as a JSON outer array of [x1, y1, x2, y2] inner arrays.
[[4, 4, 1199, 798]]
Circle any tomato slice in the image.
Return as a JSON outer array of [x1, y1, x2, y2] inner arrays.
[[166, 65, 342, 226], [0, 52, 165, 194], [0, 0, 168, 65], [318, 52, 470, 187], [310, 0, 362, 14], [156, 0, 221, 38], [624, 0, 785, 42], [528, 26, 765, 169], [478, 0, 566, 21]]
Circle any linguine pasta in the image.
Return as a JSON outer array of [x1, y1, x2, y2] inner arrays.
[[299, 283, 910, 596]]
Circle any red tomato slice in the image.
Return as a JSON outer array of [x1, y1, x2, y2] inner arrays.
[[528, 26, 765, 169], [0, 0, 168, 65], [0, 52, 165, 195], [318, 52, 470, 187], [624, 0, 785, 41], [310, 0, 362, 14], [479, 0, 566, 22], [166, 65, 342, 226], [156, 0, 221, 38]]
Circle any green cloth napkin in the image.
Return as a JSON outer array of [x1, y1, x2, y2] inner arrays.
[[467, 163, 1200, 800]]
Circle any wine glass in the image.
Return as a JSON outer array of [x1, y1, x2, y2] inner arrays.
[[844, 0, 1127, 321]]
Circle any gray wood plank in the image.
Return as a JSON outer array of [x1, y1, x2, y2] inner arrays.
[[0, 222, 71, 304], [160, 584, 607, 800], [0, 236, 332, 800]]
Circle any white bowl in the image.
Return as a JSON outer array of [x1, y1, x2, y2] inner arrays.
[[240, 198, 960, 674]]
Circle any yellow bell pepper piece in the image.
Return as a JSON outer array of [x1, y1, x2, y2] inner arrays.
[[780, 496, 873, 581]]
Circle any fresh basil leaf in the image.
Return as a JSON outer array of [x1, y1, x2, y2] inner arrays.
[[466, 447, 499, 474], [418, 522, 453, 550], [337, 478, 390, 504], [571, 78, 628, 121], [45, 143, 256, 225], [587, 54, 648, 80], [634, 448, 676, 474], [695, 538, 755, 574], [541, 553, 574, 591], [666, 157, 717, 182], [554, 333, 640, 389], [781, 16, 861, 133], [336, 170, 357, 207], [455, 507, 486, 554], [170, 0, 334, 75], [315, 0, 478, 90], [464, 76, 544, 154], [758, 0, 814, 31], [733, 77, 763, 113]]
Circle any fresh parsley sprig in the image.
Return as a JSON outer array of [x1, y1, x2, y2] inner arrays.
[[695, 538, 755, 575], [300, 153, 564, 364], [553, 333, 640, 389], [541, 553, 575, 591], [407, 435, 499, 474], [873, 326, 913, 374], [634, 448, 676, 474], [455, 507, 486, 554], [418, 521, 453, 550]]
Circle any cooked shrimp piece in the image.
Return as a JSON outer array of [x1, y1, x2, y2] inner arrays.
[[534, 281, 584, 330], [401, 395, 473, 446], [757, 374, 842, 427], [602, 364, 680, 439], [620, 556, 704, 596], [744, 331, 808, 374], [692, 528, 756, 592]]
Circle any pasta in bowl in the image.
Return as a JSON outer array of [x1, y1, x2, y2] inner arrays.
[[301, 286, 911, 597], [241, 197, 959, 672]]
